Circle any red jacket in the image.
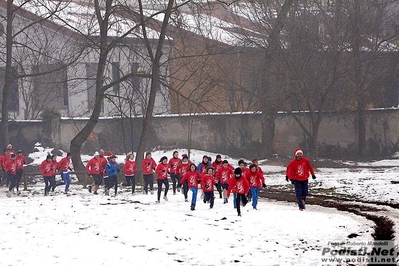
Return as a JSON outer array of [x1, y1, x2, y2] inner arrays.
[[4, 150, 16, 163], [212, 162, 233, 173], [241, 167, 250, 179], [216, 166, 233, 184], [286, 157, 315, 181], [176, 162, 190, 178], [168, 158, 180, 175], [257, 166, 264, 174], [123, 160, 138, 176], [0, 155, 4, 169], [246, 170, 265, 188], [4, 159, 17, 175], [86, 157, 102, 175], [200, 173, 215, 192], [16, 155, 26, 170], [181, 170, 202, 189], [99, 156, 108, 172], [58, 157, 71, 172], [155, 163, 169, 180], [211, 161, 223, 175], [142, 158, 157, 175], [227, 176, 249, 197], [40, 160, 54, 177], [51, 160, 58, 176]]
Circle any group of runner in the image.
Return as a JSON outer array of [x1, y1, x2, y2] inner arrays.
[[0, 144, 27, 197], [3, 145, 317, 215], [84, 150, 266, 216]]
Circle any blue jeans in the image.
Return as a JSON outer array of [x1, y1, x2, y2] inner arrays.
[[61, 171, 71, 192], [250, 187, 260, 208], [293, 180, 308, 209], [233, 193, 237, 208], [190, 187, 198, 205]]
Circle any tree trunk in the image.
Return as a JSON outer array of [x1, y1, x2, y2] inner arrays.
[[356, 107, 366, 157], [70, 3, 109, 183], [260, 0, 294, 158], [261, 112, 276, 157], [135, 0, 175, 183], [1, 0, 14, 149]]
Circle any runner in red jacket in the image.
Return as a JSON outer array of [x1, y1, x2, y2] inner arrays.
[[168, 151, 181, 195], [4, 153, 17, 197], [56, 153, 72, 194], [15, 150, 27, 195], [123, 153, 139, 194], [228, 167, 250, 216], [142, 152, 157, 195], [212, 154, 223, 199], [99, 149, 108, 175], [200, 167, 216, 209], [216, 160, 234, 204], [176, 155, 191, 201], [86, 151, 103, 195], [0, 153, 5, 186], [247, 164, 266, 210], [286, 148, 316, 211], [155, 156, 169, 203], [40, 155, 55, 196], [180, 164, 202, 210]]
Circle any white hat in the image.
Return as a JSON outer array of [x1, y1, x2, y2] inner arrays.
[[94, 151, 100, 156]]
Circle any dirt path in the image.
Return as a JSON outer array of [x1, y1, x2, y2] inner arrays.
[[260, 188, 395, 241]]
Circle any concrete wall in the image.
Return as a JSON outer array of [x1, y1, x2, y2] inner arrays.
[[7, 108, 399, 159]]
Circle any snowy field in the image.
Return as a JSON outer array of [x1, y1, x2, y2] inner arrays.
[[0, 187, 373, 266], [0, 145, 398, 265]]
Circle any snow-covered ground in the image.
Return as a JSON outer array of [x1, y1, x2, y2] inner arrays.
[[0, 144, 398, 265], [0, 187, 373, 266]]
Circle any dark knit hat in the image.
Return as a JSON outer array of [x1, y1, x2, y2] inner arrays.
[[46, 155, 52, 160], [234, 167, 242, 175], [182, 154, 188, 159], [216, 154, 221, 159]]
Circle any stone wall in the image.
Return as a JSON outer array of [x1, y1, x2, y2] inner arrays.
[[7, 108, 399, 159]]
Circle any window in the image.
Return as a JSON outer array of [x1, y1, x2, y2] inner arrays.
[[86, 63, 98, 110], [132, 62, 141, 91], [112, 62, 120, 92], [32, 63, 68, 112]]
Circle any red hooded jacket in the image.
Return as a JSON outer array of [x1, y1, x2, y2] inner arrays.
[[176, 161, 190, 178], [216, 166, 233, 184], [227, 176, 249, 197], [142, 158, 157, 175], [155, 163, 169, 180], [4, 159, 17, 175], [200, 173, 215, 192], [168, 157, 180, 175], [246, 170, 265, 188], [86, 157, 102, 175], [40, 160, 55, 177], [123, 159, 138, 176], [286, 157, 315, 181], [181, 170, 202, 189]]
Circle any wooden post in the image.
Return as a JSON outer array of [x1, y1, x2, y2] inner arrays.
[[23, 172, 28, 191]]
